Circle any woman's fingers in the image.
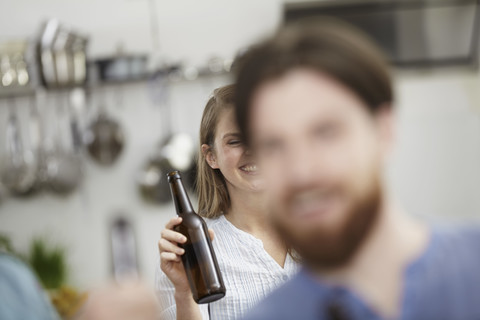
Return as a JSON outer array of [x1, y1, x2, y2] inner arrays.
[[160, 251, 181, 263], [158, 238, 185, 255], [165, 217, 182, 230], [161, 228, 187, 244]]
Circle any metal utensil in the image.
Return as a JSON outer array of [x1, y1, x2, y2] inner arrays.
[[138, 71, 196, 204], [0, 182, 7, 204], [45, 92, 82, 195], [0, 99, 37, 195], [22, 95, 43, 194], [1, 54, 16, 87], [138, 133, 196, 204], [85, 90, 125, 166], [138, 147, 170, 204], [38, 19, 60, 87], [52, 29, 75, 87], [110, 216, 139, 282], [72, 36, 87, 86], [37, 19, 88, 89]]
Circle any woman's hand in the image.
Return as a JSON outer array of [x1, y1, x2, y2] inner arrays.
[[158, 217, 214, 296]]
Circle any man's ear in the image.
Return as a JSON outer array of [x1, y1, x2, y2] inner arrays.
[[375, 105, 395, 157], [201, 144, 219, 169]]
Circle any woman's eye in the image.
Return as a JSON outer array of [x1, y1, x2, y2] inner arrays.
[[227, 140, 242, 146]]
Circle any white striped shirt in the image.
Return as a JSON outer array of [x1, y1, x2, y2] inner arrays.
[[155, 215, 300, 320]]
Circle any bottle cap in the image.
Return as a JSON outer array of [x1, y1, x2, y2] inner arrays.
[[167, 170, 181, 183]]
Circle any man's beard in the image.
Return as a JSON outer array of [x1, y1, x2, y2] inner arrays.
[[273, 176, 382, 270]]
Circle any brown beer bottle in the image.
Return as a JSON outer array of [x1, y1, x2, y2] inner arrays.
[[167, 171, 226, 304]]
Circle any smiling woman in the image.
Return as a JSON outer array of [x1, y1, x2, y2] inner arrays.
[[201, 107, 265, 207], [155, 84, 300, 320]]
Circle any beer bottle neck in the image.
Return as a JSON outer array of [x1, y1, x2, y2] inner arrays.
[[168, 172, 194, 215]]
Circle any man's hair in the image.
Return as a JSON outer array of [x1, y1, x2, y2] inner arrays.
[[234, 18, 394, 143]]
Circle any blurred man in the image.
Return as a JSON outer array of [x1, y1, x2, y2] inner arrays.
[[0, 251, 158, 320], [80, 280, 158, 320], [234, 20, 480, 320], [0, 252, 60, 320]]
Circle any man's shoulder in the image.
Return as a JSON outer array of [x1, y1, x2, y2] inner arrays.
[[241, 277, 299, 320], [242, 271, 318, 320], [433, 223, 480, 256], [400, 224, 480, 318], [419, 224, 480, 292], [425, 224, 480, 270], [0, 252, 32, 280]]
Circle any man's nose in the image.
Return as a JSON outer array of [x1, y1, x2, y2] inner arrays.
[[285, 143, 317, 187]]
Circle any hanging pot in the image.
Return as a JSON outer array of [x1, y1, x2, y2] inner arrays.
[[137, 71, 196, 204], [157, 132, 196, 189], [85, 108, 125, 166], [137, 148, 168, 204], [138, 133, 196, 204]]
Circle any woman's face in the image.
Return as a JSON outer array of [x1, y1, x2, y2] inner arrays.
[[203, 107, 264, 193]]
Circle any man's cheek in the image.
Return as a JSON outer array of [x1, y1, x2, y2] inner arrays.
[[265, 182, 281, 205], [260, 160, 276, 182]]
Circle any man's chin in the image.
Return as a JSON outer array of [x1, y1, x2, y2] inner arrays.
[[272, 182, 382, 270], [276, 224, 357, 269]]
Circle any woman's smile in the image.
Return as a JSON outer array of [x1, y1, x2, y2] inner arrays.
[[239, 164, 258, 174]]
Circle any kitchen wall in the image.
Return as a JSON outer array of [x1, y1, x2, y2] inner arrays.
[[392, 70, 480, 221], [1, 0, 480, 290], [0, 0, 281, 66], [0, 74, 231, 289]]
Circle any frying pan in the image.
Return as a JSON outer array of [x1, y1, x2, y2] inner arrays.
[[85, 88, 125, 166], [138, 132, 196, 204]]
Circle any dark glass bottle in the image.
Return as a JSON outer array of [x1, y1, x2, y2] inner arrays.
[[167, 171, 226, 304]]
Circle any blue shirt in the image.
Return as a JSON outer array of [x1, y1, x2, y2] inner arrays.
[[0, 253, 60, 320], [242, 226, 480, 320]]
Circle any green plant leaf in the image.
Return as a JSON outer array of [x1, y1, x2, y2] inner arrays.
[[28, 237, 68, 290]]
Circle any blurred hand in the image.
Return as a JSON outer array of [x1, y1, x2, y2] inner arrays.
[[80, 281, 158, 320], [158, 217, 215, 295]]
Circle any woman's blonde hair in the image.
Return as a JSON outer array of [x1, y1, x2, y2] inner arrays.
[[196, 84, 235, 218]]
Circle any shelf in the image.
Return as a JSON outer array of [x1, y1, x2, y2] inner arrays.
[[0, 86, 36, 99]]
